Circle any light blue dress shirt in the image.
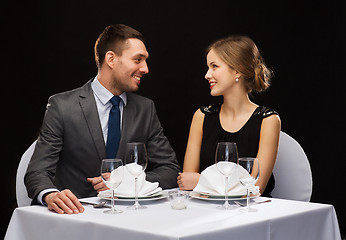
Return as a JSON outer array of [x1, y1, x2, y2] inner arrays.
[[91, 76, 127, 143]]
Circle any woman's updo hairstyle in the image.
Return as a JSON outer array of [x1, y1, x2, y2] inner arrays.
[[207, 35, 272, 93]]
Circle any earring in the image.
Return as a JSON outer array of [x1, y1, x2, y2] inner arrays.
[[235, 78, 239, 82]]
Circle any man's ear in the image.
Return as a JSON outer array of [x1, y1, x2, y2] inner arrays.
[[104, 51, 118, 69]]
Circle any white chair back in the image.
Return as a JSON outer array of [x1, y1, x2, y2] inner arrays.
[[271, 131, 312, 201], [16, 141, 36, 207]]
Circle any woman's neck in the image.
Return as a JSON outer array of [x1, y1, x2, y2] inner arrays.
[[221, 92, 257, 117]]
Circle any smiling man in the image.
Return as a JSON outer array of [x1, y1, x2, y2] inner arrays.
[[24, 24, 181, 214]]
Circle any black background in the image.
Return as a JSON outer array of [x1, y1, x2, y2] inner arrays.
[[2, 0, 345, 238]]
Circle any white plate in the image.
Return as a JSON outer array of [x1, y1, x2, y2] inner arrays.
[[115, 188, 162, 199], [98, 187, 162, 199], [190, 191, 259, 201], [98, 191, 168, 202]]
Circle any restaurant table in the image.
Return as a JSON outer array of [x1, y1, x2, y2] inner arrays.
[[5, 195, 341, 240]]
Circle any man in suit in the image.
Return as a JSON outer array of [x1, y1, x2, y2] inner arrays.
[[24, 24, 181, 214]]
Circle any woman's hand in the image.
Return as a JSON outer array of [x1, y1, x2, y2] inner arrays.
[[177, 172, 200, 190]]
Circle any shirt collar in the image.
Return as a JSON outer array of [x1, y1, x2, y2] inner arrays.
[[91, 76, 127, 106]]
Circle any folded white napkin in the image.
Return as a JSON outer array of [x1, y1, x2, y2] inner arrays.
[[98, 165, 162, 198], [193, 163, 259, 196]]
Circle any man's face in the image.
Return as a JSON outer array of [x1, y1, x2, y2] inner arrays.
[[111, 38, 149, 93]]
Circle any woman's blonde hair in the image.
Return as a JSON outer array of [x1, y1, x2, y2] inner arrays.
[[207, 35, 272, 93]]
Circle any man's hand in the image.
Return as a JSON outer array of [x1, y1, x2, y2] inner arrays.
[[87, 176, 109, 193], [44, 189, 84, 214]]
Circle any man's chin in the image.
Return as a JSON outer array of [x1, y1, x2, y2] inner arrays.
[[126, 85, 139, 93]]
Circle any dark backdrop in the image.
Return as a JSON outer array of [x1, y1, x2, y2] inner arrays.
[[2, 0, 345, 238]]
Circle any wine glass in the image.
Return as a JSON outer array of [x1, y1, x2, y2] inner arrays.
[[125, 142, 148, 210], [215, 142, 238, 210], [238, 157, 260, 212], [101, 159, 124, 214]]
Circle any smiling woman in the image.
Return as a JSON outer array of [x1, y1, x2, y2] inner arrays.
[[178, 35, 281, 198]]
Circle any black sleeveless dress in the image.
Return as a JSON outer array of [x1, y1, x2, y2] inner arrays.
[[199, 103, 278, 197]]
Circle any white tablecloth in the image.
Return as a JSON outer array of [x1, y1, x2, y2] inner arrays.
[[5, 196, 341, 240]]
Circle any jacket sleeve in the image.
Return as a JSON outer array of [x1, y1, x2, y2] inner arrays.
[[144, 101, 182, 189], [24, 95, 64, 200]]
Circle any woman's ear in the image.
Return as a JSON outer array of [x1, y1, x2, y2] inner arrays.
[[235, 70, 242, 80]]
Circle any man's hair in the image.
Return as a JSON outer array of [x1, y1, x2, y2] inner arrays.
[[94, 24, 145, 68]]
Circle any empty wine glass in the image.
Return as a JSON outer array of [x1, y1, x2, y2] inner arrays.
[[215, 142, 238, 210], [238, 157, 260, 212], [125, 142, 148, 210], [101, 159, 124, 214]]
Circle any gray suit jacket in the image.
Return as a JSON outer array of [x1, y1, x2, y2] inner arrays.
[[25, 80, 181, 201]]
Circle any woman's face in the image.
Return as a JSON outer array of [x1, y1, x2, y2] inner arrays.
[[205, 49, 238, 96]]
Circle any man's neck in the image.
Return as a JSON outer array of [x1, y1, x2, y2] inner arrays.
[[97, 71, 123, 96]]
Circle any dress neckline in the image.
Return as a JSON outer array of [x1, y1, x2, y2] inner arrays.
[[217, 106, 260, 134]]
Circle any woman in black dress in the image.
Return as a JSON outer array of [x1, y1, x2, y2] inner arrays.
[[177, 36, 281, 197]]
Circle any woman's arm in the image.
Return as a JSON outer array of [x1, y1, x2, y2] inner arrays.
[[177, 109, 204, 190], [256, 114, 281, 194]]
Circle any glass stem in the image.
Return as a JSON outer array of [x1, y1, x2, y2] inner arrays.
[[225, 176, 229, 205], [134, 176, 138, 205], [246, 188, 250, 209], [111, 189, 115, 212]]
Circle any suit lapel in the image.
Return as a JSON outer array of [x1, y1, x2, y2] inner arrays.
[[79, 80, 107, 160]]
